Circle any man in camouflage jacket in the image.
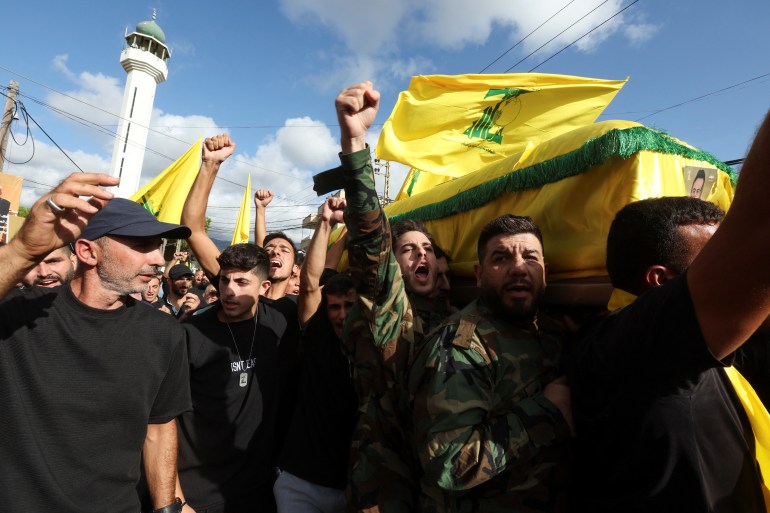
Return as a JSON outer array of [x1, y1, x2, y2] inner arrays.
[[409, 215, 573, 512], [314, 82, 449, 512]]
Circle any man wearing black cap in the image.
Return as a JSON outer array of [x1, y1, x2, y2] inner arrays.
[[0, 173, 192, 513], [164, 263, 201, 318]]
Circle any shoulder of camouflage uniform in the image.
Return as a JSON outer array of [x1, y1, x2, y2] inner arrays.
[[422, 310, 493, 367]]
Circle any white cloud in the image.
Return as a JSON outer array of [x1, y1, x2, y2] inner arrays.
[[201, 118, 342, 244], [624, 22, 659, 45], [280, 0, 642, 82], [47, 56, 124, 130], [4, 138, 111, 207], [51, 54, 76, 81], [280, 0, 411, 56]]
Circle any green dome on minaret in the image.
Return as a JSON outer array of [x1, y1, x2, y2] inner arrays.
[[136, 9, 166, 43]]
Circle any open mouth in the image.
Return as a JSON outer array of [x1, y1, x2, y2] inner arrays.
[[414, 263, 430, 284], [37, 277, 59, 286]]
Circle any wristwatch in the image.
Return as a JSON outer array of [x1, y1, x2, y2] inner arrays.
[[151, 498, 185, 513]]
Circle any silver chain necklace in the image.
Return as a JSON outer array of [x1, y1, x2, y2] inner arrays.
[[224, 314, 258, 388]]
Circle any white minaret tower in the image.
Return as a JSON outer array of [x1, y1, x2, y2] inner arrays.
[[109, 10, 170, 198]]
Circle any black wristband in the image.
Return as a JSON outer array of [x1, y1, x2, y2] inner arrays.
[[151, 498, 184, 513]]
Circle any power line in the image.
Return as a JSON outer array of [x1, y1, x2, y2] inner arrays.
[[478, 0, 577, 73], [634, 72, 770, 122], [503, 0, 612, 72], [10, 99, 84, 173], [0, 65, 306, 181], [529, 0, 639, 72]]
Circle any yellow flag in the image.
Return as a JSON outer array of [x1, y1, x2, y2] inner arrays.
[[377, 73, 627, 179], [130, 138, 202, 223], [231, 174, 251, 245]]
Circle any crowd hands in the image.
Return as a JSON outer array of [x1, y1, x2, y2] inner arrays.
[[1, 80, 770, 513]]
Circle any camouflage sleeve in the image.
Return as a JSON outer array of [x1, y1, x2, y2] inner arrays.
[[340, 147, 406, 350], [411, 323, 570, 492]]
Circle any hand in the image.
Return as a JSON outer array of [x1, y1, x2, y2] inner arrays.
[[8, 173, 118, 264], [202, 134, 236, 164], [335, 81, 380, 154], [159, 305, 172, 315], [543, 375, 574, 435], [181, 292, 201, 312], [254, 189, 274, 209], [321, 197, 346, 226]]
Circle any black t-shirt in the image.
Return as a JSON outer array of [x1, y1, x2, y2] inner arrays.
[[177, 297, 300, 509], [0, 285, 191, 513], [734, 330, 770, 407], [569, 274, 764, 512], [278, 308, 358, 489]]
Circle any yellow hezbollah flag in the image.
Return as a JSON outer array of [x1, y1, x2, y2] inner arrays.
[[130, 138, 202, 223], [231, 174, 251, 245], [378, 120, 735, 281], [378, 73, 627, 182]]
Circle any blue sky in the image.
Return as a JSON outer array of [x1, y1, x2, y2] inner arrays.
[[1, 0, 768, 242]]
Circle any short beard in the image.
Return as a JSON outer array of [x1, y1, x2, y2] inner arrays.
[[479, 284, 541, 322]]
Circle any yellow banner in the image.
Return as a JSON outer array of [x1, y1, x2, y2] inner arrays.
[[231, 174, 251, 245], [130, 138, 202, 224], [382, 121, 735, 281], [377, 73, 627, 180]]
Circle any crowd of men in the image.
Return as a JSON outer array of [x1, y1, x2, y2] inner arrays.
[[1, 81, 769, 513]]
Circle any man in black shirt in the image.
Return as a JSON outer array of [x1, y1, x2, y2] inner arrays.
[[274, 196, 357, 513], [177, 243, 299, 512], [0, 174, 191, 513], [571, 108, 770, 513], [176, 134, 301, 512], [275, 273, 357, 513]]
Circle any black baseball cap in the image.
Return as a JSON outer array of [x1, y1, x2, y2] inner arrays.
[[80, 198, 191, 241], [169, 264, 194, 280]]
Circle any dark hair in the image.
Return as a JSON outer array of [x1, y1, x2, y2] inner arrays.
[[391, 219, 433, 247], [695, 169, 706, 181], [606, 197, 724, 294], [433, 244, 452, 263], [477, 215, 544, 262], [217, 243, 270, 280], [264, 232, 297, 262], [322, 272, 355, 299]]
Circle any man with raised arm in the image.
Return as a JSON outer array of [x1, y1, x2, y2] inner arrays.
[[182, 137, 297, 300], [570, 109, 770, 512], [0, 174, 191, 513], [314, 81, 449, 512], [274, 197, 358, 513]]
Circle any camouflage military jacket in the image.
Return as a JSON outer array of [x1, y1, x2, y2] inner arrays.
[[336, 147, 448, 513], [409, 299, 571, 513]]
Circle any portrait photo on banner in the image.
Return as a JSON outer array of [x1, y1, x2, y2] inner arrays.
[[683, 166, 718, 200]]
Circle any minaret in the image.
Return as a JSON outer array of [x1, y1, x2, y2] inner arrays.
[[109, 10, 170, 198]]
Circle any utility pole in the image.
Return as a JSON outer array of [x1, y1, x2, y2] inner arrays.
[[0, 80, 20, 173], [373, 158, 392, 205]]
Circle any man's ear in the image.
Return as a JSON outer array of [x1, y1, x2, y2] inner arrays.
[[260, 279, 271, 296], [644, 265, 678, 288], [474, 263, 482, 288], [543, 261, 549, 286], [74, 239, 98, 267]]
